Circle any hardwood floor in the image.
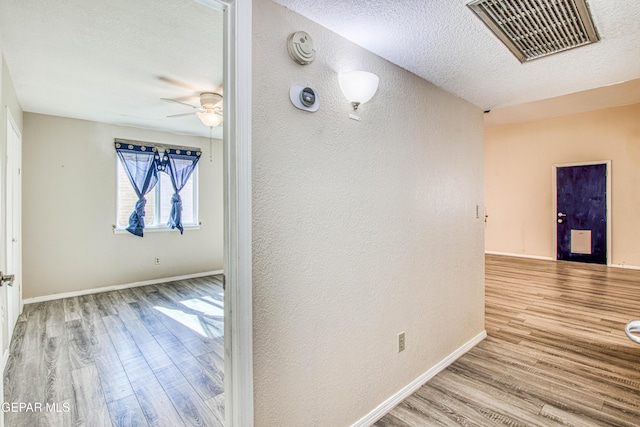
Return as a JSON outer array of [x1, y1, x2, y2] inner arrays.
[[7, 258, 640, 426], [4, 276, 224, 427], [375, 255, 640, 426]]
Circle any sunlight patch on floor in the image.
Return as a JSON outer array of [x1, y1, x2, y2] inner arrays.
[[180, 298, 224, 317], [154, 306, 208, 337]]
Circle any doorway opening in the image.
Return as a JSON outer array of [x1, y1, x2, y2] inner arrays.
[[0, 0, 253, 425]]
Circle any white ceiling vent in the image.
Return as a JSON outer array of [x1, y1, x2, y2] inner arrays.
[[467, 0, 600, 63]]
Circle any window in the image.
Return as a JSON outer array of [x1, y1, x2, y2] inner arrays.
[[116, 158, 198, 230]]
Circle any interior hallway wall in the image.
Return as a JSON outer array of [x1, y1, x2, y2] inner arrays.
[[485, 103, 640, 266], [252, 1, 486, 425], [22, 113, 223, 299]]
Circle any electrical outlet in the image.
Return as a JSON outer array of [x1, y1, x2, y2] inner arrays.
[[154, 257, 160, 265], [398, 332, 406, 352]]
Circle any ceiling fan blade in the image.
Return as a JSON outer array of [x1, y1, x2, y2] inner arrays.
[[156, 76, 198, 91], [167, 112, 197, 118], [161, 98, 199, 109], [172, 95, 200, 102]]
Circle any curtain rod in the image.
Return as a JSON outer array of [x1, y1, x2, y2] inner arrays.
[[114, 138, 201, 153]]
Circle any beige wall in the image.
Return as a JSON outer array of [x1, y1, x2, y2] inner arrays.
[[252, 1, 485, 425], [485, 103, 640, 265], [22, 113, 223, 299]]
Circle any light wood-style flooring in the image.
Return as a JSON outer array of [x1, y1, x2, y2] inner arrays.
[[3, 276, 224, 427], [375, 255, 640, 426]]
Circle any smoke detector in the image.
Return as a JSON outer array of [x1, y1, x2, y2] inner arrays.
[[287, 31, 316, 65]]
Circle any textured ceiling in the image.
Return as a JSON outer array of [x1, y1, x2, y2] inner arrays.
[[0, 0, 223, 138], [272, 0, 640, 111], [1, 0, 639, 136]]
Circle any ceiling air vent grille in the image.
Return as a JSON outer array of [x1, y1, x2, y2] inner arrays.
[[467, 0, 599, 63]]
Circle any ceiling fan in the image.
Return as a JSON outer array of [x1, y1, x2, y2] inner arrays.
[[162, 92, 224, 127]]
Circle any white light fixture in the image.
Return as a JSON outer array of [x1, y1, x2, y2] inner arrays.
[[197, 110, 223, 127], [338, 71, 379, 110]]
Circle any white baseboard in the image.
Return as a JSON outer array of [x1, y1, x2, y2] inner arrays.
[[486, 252, 640, 270], [23, 270, 224, 304], [351, 330, 487, 427], [610, 264, 640, 271], [485, 251, 553, 261]]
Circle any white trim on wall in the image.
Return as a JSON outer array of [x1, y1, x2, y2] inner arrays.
[[552, 160, 612, 265], [610, 263, 640, 271], [351, 331, 487, 427], [22, 270, 224, 304], [219, 0, 254, 426]]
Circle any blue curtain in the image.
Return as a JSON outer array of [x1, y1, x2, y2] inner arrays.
[[115, 142, 159, 237], [164, 148, 201, 233]]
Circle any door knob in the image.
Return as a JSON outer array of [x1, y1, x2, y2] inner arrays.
[[558, 219, 563, 223], [0, 272, 15, 286], [558, 212, 567, 217]]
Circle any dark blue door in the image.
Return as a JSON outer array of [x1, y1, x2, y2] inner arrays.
[[556, 164, 607, 264]]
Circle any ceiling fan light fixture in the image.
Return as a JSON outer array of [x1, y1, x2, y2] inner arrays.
[[197, 110, 223, 127], [200, 92, 223, 109], [163, 92, 224, 128]]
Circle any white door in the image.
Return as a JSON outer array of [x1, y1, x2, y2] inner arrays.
[[5, 110, 22, 340]]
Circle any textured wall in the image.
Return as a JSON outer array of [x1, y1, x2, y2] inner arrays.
[[252, 1, 485, 425], [22, 113, 223, 299], [485, 103, 640, 266]]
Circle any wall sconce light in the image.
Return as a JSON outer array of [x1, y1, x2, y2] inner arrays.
[[338, 71, 379, 110]]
